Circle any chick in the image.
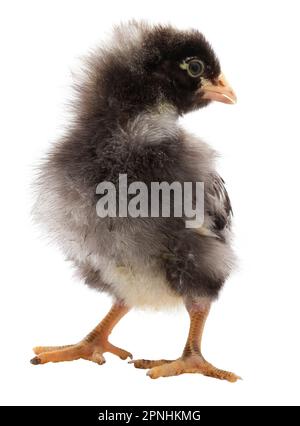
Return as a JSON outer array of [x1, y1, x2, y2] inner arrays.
[[31, 22, 239, 381]]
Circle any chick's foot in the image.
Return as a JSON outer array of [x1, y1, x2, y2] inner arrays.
[[145, 355, 240, 382], [130, 300, 240, 382], [31, 339, 132, 365], [30, 301, 132, 365]]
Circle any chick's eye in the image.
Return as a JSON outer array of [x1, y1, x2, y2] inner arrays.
[[187, 60, 204, 78]]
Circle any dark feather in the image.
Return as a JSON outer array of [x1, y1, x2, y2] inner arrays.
[[207, 174, 233, 233]]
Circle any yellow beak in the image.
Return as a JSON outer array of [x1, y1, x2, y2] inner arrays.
[[199, 73, 237, 104]]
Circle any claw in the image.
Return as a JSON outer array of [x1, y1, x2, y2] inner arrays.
[[30, 356, 41, 365]]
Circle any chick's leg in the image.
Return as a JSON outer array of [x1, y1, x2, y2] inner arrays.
[[131, 299, 240, 382], [31, 301, 132, 365]]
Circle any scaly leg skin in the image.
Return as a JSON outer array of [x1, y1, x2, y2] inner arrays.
[[130, 299, 240, 382], [30, 301, 132, 365]]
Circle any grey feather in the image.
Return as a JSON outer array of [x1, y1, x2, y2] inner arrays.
[[33, 22, 236, 309]]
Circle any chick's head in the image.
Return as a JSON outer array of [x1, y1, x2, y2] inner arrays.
[[89, 22, 236, 116]]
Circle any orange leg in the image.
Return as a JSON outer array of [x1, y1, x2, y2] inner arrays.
[[130, 299, 240, 382], [31, 301, 132, 365]]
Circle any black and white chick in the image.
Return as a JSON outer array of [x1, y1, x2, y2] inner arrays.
[[31, 21, 239, 382]]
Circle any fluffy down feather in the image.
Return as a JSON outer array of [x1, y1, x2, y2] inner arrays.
[[33, 22, 236, 309]]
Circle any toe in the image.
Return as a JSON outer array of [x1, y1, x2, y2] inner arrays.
[[129, 359, 151, 369], [202, 365, 241, 382], [129, 359, 172, 369], [30, 346, 83, 364], [107, 343, 132, 360], [147, 360, 185, 379], [33, 345, 73, 355], [91, 351, 106, 365]]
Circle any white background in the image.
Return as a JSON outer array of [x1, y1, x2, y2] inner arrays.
[[1, 0, 300, 406]]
